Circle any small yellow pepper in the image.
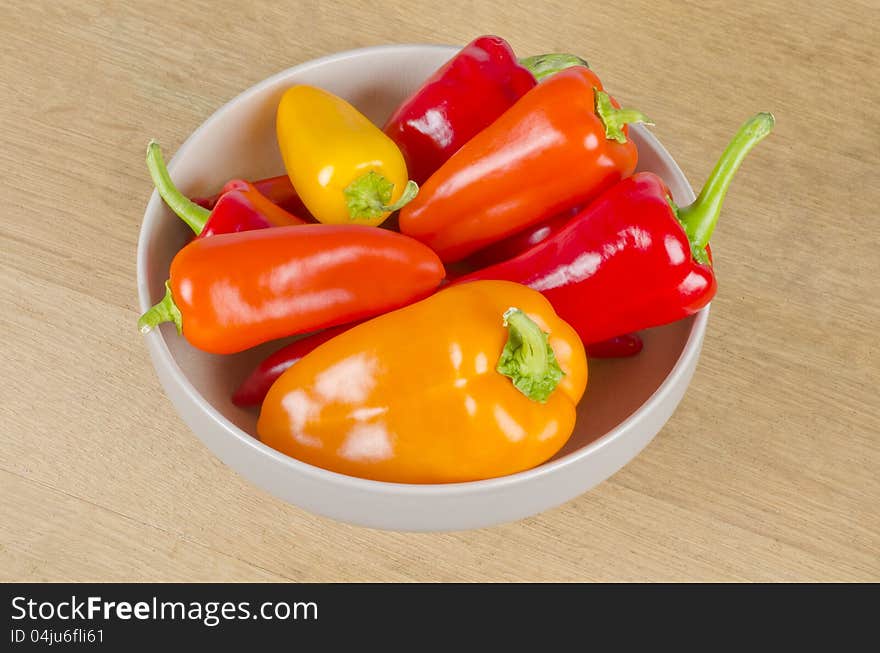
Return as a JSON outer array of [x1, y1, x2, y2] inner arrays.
[[276, 85, 418, 226], [257, 281, 588, 484]]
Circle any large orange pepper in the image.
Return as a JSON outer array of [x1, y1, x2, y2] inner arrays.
[[257, 281, 587, 484]]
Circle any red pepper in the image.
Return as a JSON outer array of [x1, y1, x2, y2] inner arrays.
[[455, 113, 774, 344], [456, 215, 711, 361], [147, 143, 307, 238], [137, 224, 446, 354], [191, 174, 313, 220], [458, 169, 714, 273], [398, 66, 650, 262], [383, 35, 587, 185]]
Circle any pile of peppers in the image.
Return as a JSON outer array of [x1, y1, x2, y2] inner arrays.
[[140, 35, 773, 484]]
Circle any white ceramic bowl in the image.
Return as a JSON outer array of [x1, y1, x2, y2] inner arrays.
[[137, 44, 706, 531]]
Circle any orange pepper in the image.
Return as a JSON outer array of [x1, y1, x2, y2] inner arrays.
[[257, 281, 587, 483], [398, 66, 649, 262], [137, 225, 445, 354]]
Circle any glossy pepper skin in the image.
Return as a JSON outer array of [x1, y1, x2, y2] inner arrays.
[[233, 318, 632, 409], [463, 207, 581, 269], [231, 325, 348, 407], [146, 142, 307, 238], [462, 209, 715, 274], [384, 35, 589, 185], [276, 85, 418, 226], [192, 174, 313, 221], [137, 225, 446, 354], [383, 36, 538, 185], [257, 281, 587, 484], [458, 206, 644, 359], [456, 113, 775, 344], [232, 314, 635, 409], [398, 66, 649, 262], [383, 36, 537, 185]]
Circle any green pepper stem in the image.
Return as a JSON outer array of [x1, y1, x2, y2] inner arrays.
[[677, 112, 775, 251], [519, 53, 589, 81], [593, 88, 652, 144], [138, 280, 182, 335], [383, 180, 419, 211], [344, 171, 418, 221], [146, 141, 211, 235], [496, 307, 565, 403]]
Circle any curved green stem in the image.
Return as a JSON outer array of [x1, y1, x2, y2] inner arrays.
[[344, 171, 418, 221], [520, 53, 589, 81], [496, 308, 564, 403], [138, 280, 182, 335], [383, 180, 419, 211], [146, 141, 211, 235], [676, 112, 775, 258], [593, 88, 652, 144]]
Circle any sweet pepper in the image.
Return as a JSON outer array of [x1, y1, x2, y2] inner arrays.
[[138, 224, 445, 354], [456, 113, 775, 344], [383, 35, 587, 185], [398, 66, 649, 262], [146, 142, 307, 237], [276, 85, 418, 226], [257, 280, 587, 483]]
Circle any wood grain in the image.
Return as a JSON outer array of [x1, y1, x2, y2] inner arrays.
[[1, 0, 877, 582]]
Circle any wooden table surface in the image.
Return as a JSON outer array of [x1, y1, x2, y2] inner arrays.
[[1, 0, 877, 582]]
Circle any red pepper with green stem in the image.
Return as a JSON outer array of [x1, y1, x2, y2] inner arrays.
[[463, 205, 712, 274], [383, 35, 588, 185], [399, 66, 651, 262], [463, 193, 712, 357], [147, 142, 307, 238], [455, 112, 775, 343]]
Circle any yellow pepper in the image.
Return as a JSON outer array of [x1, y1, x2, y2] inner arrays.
[[257, 281, 588, 484], [276, 85, 418, 226]]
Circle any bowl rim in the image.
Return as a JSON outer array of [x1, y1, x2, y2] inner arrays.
[[137, 43, 709, 497]]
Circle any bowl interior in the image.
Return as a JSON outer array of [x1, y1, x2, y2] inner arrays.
[[138, 45, 697, 471]]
